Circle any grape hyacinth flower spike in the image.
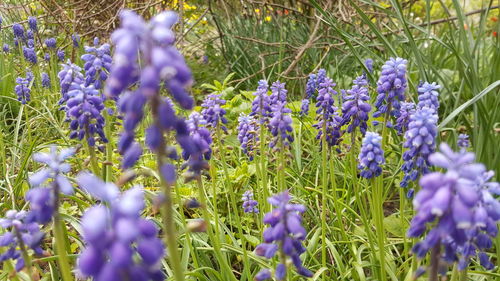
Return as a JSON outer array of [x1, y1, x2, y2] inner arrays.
[[57, 49, 65, 62], [27, 17, 37, 31], [201, 93, 227, 132], [237, 113, 258, 160], [255, 191, 313, 280], [340, 79, 371, 136], [457, 134, 469, 150], [417, 82, 440, 112], [182, 112, 212, 178], [408, 143, 500, 276], [270, 80, 288, 106], [58, 60, 84, 105], [76, 173, 166, 281], [12, 23, 25, 39], [72, 34, 80, 47], [81, 41, 112, 89], [45, 38, 56, 49], [373, 57, 408, 126], [394, 101, 415, 136], [269, 101, 293, 150], [0, 210, 45, 273], [3, 43, 10, 53], [250, 80, 272, 124], [242, 190, 259, 213], [400, 107, 438, 196], [299, 98, 310, 117], [41, 72, 51, 89], [358, 132, 385, 178], [23, 46, 37, 64], [15, 76, 31, 104], [313, 78, 343, 149]]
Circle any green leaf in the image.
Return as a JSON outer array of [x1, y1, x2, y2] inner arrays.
[[383, 214, 408, 238]]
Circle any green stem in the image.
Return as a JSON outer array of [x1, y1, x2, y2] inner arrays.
[[216, 125, 250, 280], [53, 181, 73, 281], [85, 139, 100, 176], [458, 268, 467, 281], [14, 228, 34, 281], [372, 177, 386, 281], [320, 121, 328, 279], [277, 139, 285, 192], [429, 243, 440, 281], [103, 109, 113, 182], [173, 181, 199, 269], [259, 122, 269, 212]]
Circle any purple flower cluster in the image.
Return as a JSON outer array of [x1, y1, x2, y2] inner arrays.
[[457, 134, 469, 149], [373, 57, 408, 124], [299, 98, 310, 117], [255, 191, 313, 280], [0, 210, 45, 272], [13, 23, 25, 39], [22, 46, 37, 64], [41, 72, 51, 88], [57, 49, 65, 62], [313, 78, 342, 148], [417, 82, 440, 112], [15, 76, 31, 104], [340, 81, 371, 135], [64, 82, 108, 146], [305, 73, 317, 99], [81, 42, 112, 89], [58, 60, 85, 105], [201, 93, 227, 131], [76, 173, 165, 281], [27, 146, 75, 224], [72, 34, 80, 47], [400, 108, 438, 193], [45, 38, 56, 49], [237, 113, 258, 160], [3, 43, 9, 53], [242, 190, 259, 213], [408, 144, 500, 271], [181, 112, 212, 176], [27, 17, 37, 32], [394, 101, 416, 135], [250, 80, 272, 124], [358, 132, 384, 178], [107, 10, 197, 170], [270, 81, 287, 106], [44, 53, 50, 61], [269, 101, 293, 149]]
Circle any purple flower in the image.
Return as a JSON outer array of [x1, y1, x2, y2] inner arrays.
[[22, 46, 37, 64], [316, 69, 327, 86], [27, 17, 37, 31], [237, 113, 258, 160], [313, 78, 342, 148], [27, 146, 75, 224], [373, 57, 408, 124], [201, 93, 227, 131], [255, 191, 313, 279], [81, 42, 112, 89], [45, 38, 56, 49], [269, 101, 293, 149], [2, 43, 9, 53], [15, 76, 31, 104], [400, 108, 438, 192], [242, 190, 259, 213], [457, 134, 469, 149], [181, 112, 212, 176], [250, 80, 272, 124], [270, 81, 287, 106], [72, 34, 80, 47], [364, 58, 373, 75], [340, 80, 371, 135], [12, 23, 25, 39], [58, 60, 85, 105], [417, 82, 440, 112], [41, 72, 51, 88], [0, 210, 45, 272], [76, 173, 165, 280], [44, 53, 50, 61], [358, 132, 384, 178], [305, 74, 317, 99], [57, 49, 65, 61], [64, 82, 107, 146], [27, 31, 34, 42], [299, 99, 310, 117], [394, 102, 416, 135], [408, 143, 500, 272]]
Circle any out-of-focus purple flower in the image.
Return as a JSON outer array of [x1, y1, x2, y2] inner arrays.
[[250, 80, 272, 124], [242, 190, 259, 213], [408, 143, 500, 272], [58, 60, 85, 105], [93, 37, 99, 46], [26, 70, 34, 82], [269, 101, 293, 150], [255, 191, 313, 280], [26, 146, 75, 224], [313, 78, 343, 148], [0, 210, 45, 272], [81, 42, 112, 89], [181, 112, 212, 176], [373, 57, 408, 125], [237, 113, 258, 160], [45, 38, 56, 49], [64, 82, 107, 146], [299, 98, 310, 117], [201, 93, 227, 131], [254, 269, 272, 281], [457, 134, 469, 149], [22, 46, 37, 64], [26, 30, 34, 41], [341, 80, 371, 135], [358, 132, 384, 178], [316, 69, 327, 86], [27, 38, 34, 48], [2, 43, 9, 53], [72, 34, 80, 47], [76, 173, 165, 280], [305, 73, 317, 99], [417, 82, 440, 112], [27, 17, 37, 31], [364, 58, 373, 75], [56, 49, 65, 61], [400, 108, 438, 194], [270, 81, 287, 106], [41, 72, 50, 89], [394, 102, 416, 135], [44, 53, 50, 61], [15, 76, 31, 104], [12, 23, 25, 39]]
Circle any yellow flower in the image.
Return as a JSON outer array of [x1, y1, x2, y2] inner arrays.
[[265, 16, 271, 22]]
